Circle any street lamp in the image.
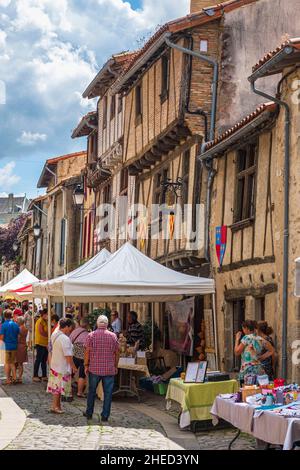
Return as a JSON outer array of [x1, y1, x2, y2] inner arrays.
[[73, 184, 85, 207], [161, 177, 183, 205], [33, 223, 41, 238]]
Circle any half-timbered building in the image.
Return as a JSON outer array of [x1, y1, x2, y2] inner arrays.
[[202, 39, 300, 382]]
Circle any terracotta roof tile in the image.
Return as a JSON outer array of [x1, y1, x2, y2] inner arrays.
[[46, 151, 87, 165], [205, 102, 277, 150], [121, 0, 258, 77], [252, 38, 300, 73]]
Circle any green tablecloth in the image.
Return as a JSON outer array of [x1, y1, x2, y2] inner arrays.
[[166, 378, 239, 423]]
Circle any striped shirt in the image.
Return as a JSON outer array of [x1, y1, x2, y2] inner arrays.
[[85, 326, 119, 376]]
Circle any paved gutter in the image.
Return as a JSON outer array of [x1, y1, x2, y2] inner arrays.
[[0, 386, 26, 450]]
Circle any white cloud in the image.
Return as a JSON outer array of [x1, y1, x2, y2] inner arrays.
[[0, 0, 12, 7], [0, 0, 190, 195], [0, 30, 7, 49], [0, 161, 20, 188], [17, 131, 47, 145]]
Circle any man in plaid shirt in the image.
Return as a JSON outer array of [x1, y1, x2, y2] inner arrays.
[[83, 315, 119, 421]]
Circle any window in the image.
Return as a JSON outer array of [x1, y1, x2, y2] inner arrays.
[[87, 211, 92, 258], [135, 84, 142, 124], [103, 96, 108, 129], [110, 95, 116, 121], [200, 39, 208, 53], [118, 95, 123, 114], [182, 149, 190, 206], [153, 168, 169, 232], [234, 141, 257, 223], [232, 299, 245, 371], [103, 184, 111, 233], [161, 53, 169, 102], [59, 218, 66, 266]]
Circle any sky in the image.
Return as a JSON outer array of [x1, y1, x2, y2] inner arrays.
[[0, 0, 190, 199]]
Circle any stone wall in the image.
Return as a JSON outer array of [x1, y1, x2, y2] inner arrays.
[[218, 0, 300, 131]]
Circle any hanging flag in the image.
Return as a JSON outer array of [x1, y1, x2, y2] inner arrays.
[[139, 215, 147, 250], [169, 213, 175, 240], [216, 226, 227, 266]]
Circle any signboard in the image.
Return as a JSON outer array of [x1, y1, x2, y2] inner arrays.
[[166, 297, 194, 356]]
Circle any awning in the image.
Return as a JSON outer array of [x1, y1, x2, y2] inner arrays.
[[33, 243, 215, 302], [33, 248, 111, 299], [0, 269, 39, 297]]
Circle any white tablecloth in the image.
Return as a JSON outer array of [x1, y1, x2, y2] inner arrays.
[[211, 397, 300, 450]]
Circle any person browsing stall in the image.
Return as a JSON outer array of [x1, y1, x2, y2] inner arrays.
[[111, 311, 122, 336], [33, 308, 49, 383], [83, 315, 119, 422], [234, 319, 274, 383], [70, 318, 90, 398], [0, 310, 20, 385], [47, 318, 77, 414], [125, 311, 145, 350]]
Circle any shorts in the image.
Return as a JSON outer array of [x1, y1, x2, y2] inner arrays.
[[73, 357, 86, 379], [5, 350, 17, 364]]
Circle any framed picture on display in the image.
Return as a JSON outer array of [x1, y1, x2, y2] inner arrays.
[[196, 361, 208, 383], [184, 362, 199, 383]]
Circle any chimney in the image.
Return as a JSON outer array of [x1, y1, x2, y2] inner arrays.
[[190, 0, 214, 13], [8, 193, 14, 213]]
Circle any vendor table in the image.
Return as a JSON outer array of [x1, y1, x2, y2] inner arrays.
[[166, 378, 239, 429], [97, 363, 150, 402], [211, 396, 300, 450]]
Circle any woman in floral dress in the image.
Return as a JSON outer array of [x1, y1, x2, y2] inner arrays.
[[47, 318, 77, 414], [234, 320, 274, 383]]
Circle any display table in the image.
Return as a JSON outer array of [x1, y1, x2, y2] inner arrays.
[[211, 396, 300, 450], [97, 363, 150, 401], [166, 378, 239, 429]]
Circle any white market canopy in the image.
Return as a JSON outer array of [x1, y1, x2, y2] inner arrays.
[[33, 242, 215, 303], [0, 269, 39, 297], [33, 248, 111, 301]]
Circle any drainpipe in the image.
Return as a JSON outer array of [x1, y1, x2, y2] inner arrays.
[[204, 159, 217, 262], [165, 35, 218, 142], [165, 35, 219, 262], [61, 187, 68, 275], [248, 79, 290, 380]]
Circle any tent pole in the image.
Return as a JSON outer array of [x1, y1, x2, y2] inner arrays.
[[151, 303, 154, 353], [32, 297, 35, 379], [48, 296, 51, 343], [212, 293, 219, 370], [63, 297, 66, 318]]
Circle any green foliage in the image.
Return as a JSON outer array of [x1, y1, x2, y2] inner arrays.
[[87, 307, 111, 330], [143, 319, 161, 349]]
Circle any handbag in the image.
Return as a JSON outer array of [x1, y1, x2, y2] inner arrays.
[[72, 330, 86, 359]]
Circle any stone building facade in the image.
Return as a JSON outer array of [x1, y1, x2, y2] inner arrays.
[[37, 151, 87, 280], [202, 39, 300, 381], [18, 195, 48, 280]]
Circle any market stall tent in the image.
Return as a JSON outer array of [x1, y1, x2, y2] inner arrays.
[[33, 242, 215, 302], [33, 248, 111, 301], [0, 269, 39, 296]]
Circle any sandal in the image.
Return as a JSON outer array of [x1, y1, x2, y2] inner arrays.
[[77, 394, 86, 398], [50, 408, 65, 414]]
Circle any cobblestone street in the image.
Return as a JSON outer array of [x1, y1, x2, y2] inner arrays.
[[0, 355, 255, 450]]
